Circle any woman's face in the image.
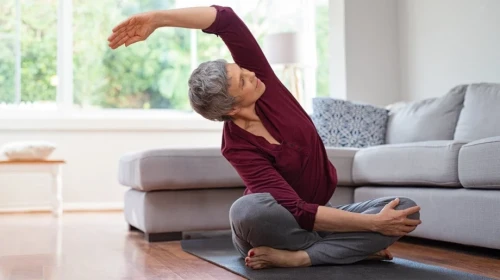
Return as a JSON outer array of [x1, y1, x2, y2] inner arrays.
[[226, 63, 266, 109]]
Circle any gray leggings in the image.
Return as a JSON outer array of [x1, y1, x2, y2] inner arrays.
[[229, 193, 420, 265]]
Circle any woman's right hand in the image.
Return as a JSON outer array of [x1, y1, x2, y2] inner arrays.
[[108, 11, 158, 49], [374, 198, 422, 236]]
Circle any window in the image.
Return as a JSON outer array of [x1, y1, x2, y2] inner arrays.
[[74, 0, 208, 110], [0, 0, 329, 113], [0, 0, 58, 106], [315, 0, 329, 97]]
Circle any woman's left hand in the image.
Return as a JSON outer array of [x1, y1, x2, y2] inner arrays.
[[373, 198, 421, 236], [108, 12, 158, 49]]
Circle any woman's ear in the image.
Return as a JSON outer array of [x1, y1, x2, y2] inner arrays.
[[227, 106, 241, 116]]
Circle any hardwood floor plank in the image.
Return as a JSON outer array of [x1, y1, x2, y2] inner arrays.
[[389, 239, 500, 279], [0, 212, 497, 280]]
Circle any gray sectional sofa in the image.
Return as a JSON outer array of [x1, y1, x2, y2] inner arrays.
[[118, 82, 500, 250]]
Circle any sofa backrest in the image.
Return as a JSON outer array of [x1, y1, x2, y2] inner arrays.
[[454, 83, 500, 142], [385, 85, 467, 144]]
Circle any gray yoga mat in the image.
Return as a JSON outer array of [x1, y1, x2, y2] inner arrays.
[[181, 237, 492, 280]]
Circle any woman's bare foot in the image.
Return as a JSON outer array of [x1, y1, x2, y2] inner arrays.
[[245, 247, 312, 270], [365, 249, 393, 261]]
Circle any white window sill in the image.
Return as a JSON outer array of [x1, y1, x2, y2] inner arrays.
[[0, 109, 223, 132]]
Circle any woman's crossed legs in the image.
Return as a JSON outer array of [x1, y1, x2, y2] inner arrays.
[[229, 193, 420, 269]]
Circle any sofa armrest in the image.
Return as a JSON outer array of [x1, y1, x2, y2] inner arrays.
[[325, 147, 360, 186], [118, 147, 244, 192]]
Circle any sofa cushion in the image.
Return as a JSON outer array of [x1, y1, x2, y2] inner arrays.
[[325, 147, 359, 186], [454, 83, 500, 141], [352, 141, 466, 187], [385, 85, 466, 144], [458, 136, 500, 189], [119, 146, 358, 192], [118, 147, 244, 191], [312, 98, 388, 148]]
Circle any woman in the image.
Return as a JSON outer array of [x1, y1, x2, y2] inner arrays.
[[108, 5, 422, 270]]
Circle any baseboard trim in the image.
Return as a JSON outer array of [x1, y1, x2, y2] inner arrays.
[[0, 202, 124, 214]]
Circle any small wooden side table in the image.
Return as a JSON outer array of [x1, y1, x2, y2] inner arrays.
[[0, 160, 65, 217]]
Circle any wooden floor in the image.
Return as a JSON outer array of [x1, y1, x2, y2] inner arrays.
[[0, 212, 499, 280]]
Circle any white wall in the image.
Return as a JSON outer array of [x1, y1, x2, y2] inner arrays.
[[330, 0, 500, 104], [345, 0, 401, 106], [329, 0, 400, 107], [0, 116, 223, 212], [399, 0, 500, 101], [329, 0, 347, 102]]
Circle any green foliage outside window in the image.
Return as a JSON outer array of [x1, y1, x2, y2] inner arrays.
[[0, 0, 329, 110]]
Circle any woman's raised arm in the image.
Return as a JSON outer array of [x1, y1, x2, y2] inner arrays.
[[108, 7, 217, 49], [108, 6, 274, 81]]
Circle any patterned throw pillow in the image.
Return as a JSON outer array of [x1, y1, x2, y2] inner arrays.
[[312, 97, 389, 148]]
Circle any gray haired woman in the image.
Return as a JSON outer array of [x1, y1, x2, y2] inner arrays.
[[108, 5, 421, 270]]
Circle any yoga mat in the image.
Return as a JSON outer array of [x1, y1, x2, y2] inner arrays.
[[181, 237, 492, 280]]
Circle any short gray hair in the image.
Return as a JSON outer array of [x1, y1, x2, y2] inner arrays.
[[188, 59, 235, 122]]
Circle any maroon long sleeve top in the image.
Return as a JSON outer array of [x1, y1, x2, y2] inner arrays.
[[203, 5, 338, 231]]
